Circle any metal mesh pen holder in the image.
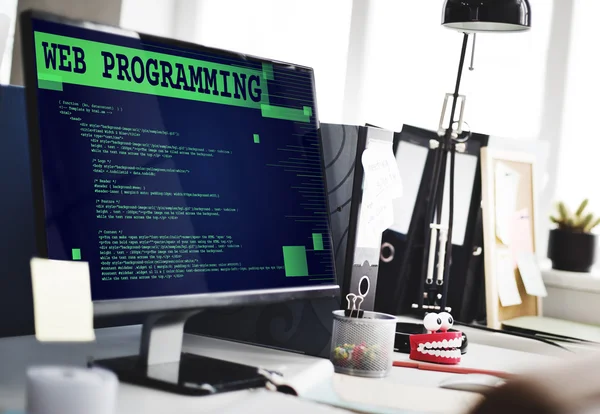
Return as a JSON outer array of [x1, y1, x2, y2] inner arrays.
[[330, 310, 396, 378]]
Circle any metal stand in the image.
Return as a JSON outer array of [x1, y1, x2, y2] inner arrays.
[[411, 33, 472, 314], [91, 311, 267, 396]]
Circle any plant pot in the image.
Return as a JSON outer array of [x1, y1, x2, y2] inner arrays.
[[547, 229, 596, 272]]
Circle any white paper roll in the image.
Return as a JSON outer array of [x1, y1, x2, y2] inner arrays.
[[26, 366, 118, 414]]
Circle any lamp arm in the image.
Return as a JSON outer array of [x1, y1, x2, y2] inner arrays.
[[438, 32, 469, 309], [420, 32, 469, 312]]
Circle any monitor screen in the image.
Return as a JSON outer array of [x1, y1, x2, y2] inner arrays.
[[23, 15, 336, 302]]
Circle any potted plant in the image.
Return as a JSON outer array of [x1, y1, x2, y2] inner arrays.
[[548, 199, 600, 272]]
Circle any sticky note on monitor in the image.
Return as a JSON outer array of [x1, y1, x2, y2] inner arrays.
[[30, 258, 95, 342]]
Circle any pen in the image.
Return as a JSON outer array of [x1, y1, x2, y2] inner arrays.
[[393, 360, 513, 379]]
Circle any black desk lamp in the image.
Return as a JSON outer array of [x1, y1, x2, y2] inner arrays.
[[410, 0, 531, 314]]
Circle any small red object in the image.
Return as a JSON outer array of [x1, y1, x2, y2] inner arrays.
[[409, 312, 463, 365], [409, 331, 462, 365]]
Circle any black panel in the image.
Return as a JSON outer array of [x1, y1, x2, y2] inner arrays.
[[375, 125, 489, 323], [320, 123, 360, 287]]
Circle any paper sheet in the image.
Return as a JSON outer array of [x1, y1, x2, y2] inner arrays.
[[496, 247, 522, 307], [390, 141, 428, 235], [30, 258, 95, 342], [220, 390, 353, 414], [277, 358, 334, 397], [355, 197, 394, 248], [494, 162, 520, 245], [361, 139, 403, 199], [356, 139, 401, 248], [517, 252, 548, 297], [328, 374, 482, 414], [509, 208, 534, 267]]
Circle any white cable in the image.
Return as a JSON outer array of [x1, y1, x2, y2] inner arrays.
[[436, 227, 448, 285], [426, 224, 438, 284]]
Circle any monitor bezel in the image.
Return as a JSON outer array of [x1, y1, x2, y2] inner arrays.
[[20, 10, 339, 317]]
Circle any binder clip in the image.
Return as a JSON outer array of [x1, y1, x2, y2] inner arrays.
[[345, 294, 364, 318], [345, 276, 370, 318]]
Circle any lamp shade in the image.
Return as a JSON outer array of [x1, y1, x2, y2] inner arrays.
[[442, 0, 531, 32]]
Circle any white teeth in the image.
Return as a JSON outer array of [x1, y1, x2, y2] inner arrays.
[[416, 347, 461, 358], [416, 340, 462, 357]]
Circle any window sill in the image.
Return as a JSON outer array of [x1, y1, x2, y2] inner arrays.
[[541, 261, 600, 325], [542, 266, 600, 294]]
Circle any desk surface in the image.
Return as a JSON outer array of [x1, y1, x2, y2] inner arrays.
[[0, 324, 565, 414]]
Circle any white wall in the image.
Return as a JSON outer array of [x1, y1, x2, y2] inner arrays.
[[120, 0, 174, 38], [0, 0, 18, 84]]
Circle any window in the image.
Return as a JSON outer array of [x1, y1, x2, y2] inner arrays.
[[555, 0, 600, 213]]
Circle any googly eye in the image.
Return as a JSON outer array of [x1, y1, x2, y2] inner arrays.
[[423, 312, 442, 332], [439, 312, 454, 331]]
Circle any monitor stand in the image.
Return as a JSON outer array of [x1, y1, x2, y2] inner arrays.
[[91, 311, 267, 396]]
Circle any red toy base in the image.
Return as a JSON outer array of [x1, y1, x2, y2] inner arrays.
[[409, 331, 462, 365]]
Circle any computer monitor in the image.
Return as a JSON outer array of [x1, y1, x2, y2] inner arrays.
[[20, 10, 337, 394]]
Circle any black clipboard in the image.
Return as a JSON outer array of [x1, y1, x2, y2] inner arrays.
[[375, 125, 489, 322]]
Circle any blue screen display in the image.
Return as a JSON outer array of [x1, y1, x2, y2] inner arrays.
[[29, 18, 335, 301]]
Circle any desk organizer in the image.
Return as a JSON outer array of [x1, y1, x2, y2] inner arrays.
[[330, 310, 396, 378]]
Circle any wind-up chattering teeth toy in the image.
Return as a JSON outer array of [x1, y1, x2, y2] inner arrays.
[[409, 312, 462, 365]]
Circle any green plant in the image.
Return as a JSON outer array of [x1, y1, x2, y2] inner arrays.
[[550, 199, 600, 233]]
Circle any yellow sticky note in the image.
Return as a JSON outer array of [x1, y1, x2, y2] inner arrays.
[[30, 258, 95, 342]]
